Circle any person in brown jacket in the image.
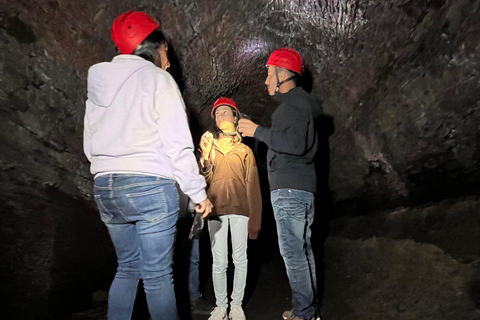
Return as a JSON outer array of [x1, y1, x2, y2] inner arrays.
[[199, 97, 262, 320]]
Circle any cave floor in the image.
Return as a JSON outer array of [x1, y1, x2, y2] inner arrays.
[[71, 196, 480, 320], [71, 248, 292, 320]]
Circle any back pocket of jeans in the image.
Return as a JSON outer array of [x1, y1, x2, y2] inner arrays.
[[126, 186, 171, 223], [94, 195, 114, 223]]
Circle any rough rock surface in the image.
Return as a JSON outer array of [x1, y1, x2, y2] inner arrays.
[[324, 197, 480, 320], [1, 0, 479, 318], [69, 197, 480, 320]]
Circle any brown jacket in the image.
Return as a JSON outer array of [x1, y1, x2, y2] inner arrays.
[[201, 142, 262, 239]]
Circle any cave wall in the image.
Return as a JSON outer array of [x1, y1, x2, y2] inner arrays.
[[155, 0, 480, 212], [1, 0, 479, 318]]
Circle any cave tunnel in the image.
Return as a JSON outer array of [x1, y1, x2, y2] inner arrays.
[[1, 0, 480, 319]]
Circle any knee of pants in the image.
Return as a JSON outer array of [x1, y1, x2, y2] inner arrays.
[[117, 258, 141, 276], [141, 260, 172, 282], [142, 271, 173, 291], [212, 258, 228, 273], [283, 255, 310, 271], [232, 260, 248, 273], [232, 253, 248, 269]]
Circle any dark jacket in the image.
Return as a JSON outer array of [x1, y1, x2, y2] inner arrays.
[[201, 142, 262, 239], [254, 87, 323, 193]]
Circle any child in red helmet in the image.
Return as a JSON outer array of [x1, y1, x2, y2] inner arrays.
[[199, 98, 262, 320]]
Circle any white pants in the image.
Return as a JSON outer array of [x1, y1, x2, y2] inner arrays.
[[208, 215, 249, 308]]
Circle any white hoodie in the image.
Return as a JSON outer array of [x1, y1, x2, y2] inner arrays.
[[84, 55, 206, 203]]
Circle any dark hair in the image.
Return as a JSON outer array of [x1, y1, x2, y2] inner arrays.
[[164, 39, 185, 93], [132, 29, 166, 68], [280, 67, 298, 86]]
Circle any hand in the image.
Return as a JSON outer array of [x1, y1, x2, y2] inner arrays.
[[195, 198, 213, 218], [200, 131, 214, 160], [238, 119, 259, 137]]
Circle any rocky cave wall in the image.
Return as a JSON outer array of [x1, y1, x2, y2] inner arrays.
[[1, 0, 479, 318]]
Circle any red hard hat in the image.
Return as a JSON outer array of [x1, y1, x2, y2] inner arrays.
[[211, 97, 239, 118], [266, 48, 303, 74], [111, 11, 160, 54]]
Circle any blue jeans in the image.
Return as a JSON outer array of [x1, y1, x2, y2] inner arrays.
[[94, 174, 179, 320], [189, 238, 201, 302], [177, 188, 201, 302], [271, 189, 316, 320]]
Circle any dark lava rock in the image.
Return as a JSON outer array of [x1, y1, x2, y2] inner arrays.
[[1, 0, 479, 318]]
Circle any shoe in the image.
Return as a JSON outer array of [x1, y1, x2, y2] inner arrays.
[[282, 310, 301, 320], [282, 310, 319, 320], [229, 305, 246, 320], [191, 296, 215, 315], [283, 310, 317, 320], [208, 306, 228, 320]]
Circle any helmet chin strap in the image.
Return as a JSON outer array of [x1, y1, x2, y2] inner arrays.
[[221, 131, 238, 136], [274, 67, 296, 95], [220, 119, 239, 137]]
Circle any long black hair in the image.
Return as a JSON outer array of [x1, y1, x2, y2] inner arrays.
[[164, 38, 185, 93], [131, 30, 186, 93], [131, 29, 166, 68]]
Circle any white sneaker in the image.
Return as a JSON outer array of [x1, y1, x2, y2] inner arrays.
[[208, 307, 228, 320], [229, 305, 246, 320], [282, 310, 302, 320]]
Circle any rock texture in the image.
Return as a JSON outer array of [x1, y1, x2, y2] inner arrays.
[[324, 197, 480, 319], [1, 0, 479, 318]]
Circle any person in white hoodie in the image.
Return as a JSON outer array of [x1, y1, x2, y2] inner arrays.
[[83, 11, 213, 320]]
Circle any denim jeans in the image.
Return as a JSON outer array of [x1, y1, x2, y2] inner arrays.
[[271, 189, 316, 320], [177, 189, 202, 302], [208, 215, 249, 308], [189, 238, 201, 302], [94, 174, 179, 320]]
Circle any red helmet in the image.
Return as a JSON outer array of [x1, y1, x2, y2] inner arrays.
[[211, 97, 239, 118], [266, 48, 303, 74], [111, 11, 160, 54]]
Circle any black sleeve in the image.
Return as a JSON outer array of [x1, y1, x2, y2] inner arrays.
[[254, 105, 312, 156]]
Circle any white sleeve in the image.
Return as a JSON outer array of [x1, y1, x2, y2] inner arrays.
[[155, 85, 207, 203], [83, 102, 92, 163]]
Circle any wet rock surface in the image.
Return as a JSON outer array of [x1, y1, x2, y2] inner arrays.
[[1, 0, 479, 319]]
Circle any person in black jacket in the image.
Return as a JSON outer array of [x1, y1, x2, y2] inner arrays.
[[238, 48, 323, 320]]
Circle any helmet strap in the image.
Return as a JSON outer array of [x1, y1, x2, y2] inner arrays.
[[274, 67, 296, 94], [221, 131, 238, 136]]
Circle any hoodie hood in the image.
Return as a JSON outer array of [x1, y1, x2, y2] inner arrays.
[[87, 55, 152, 107]]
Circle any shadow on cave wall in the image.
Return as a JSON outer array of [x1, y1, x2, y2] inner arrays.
[[45, 185, 116, 319]]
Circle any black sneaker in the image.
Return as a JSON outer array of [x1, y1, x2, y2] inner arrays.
[[191, 295, 214, 315], [282, 310, 319, 320]]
